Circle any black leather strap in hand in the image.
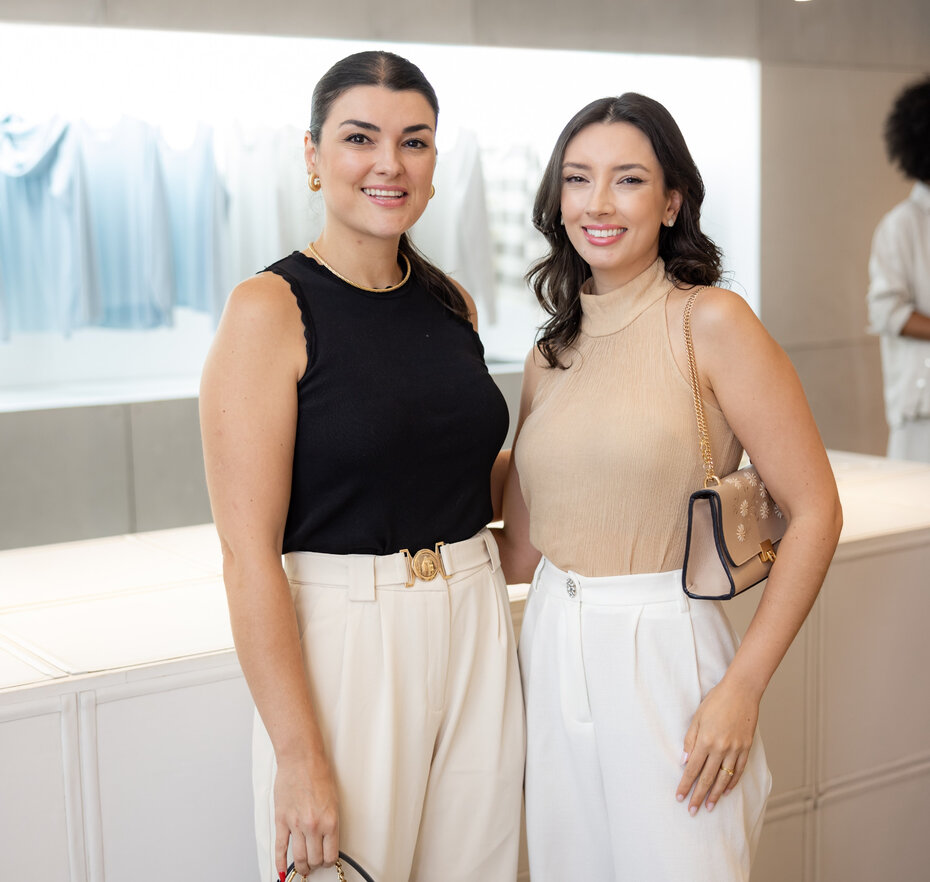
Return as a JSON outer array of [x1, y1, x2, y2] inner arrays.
[[284, 852, 375, 882]]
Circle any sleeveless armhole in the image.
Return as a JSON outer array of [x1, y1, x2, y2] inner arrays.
[[266, 264, 315, 385]]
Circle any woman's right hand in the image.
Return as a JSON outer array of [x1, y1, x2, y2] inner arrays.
[[274, 753, 340, 877]]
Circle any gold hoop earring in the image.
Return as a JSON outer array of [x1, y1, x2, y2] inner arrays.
[[429, 185, 436, 200], [308, 174, 321, 192]]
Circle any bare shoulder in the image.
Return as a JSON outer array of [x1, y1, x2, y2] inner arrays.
[[524, 344, 548, 375], [222, 272, 301, 334], [669, 284, 771, 356], [520, 345, 550, 403], [669, 283, 759, 331], [206, 271, 307, 381], [449, 277, 479, 330]]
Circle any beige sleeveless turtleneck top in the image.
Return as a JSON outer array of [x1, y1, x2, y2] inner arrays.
[[515, 258, 743, 577]]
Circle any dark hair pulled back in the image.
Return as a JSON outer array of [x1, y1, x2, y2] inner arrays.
[[528, 93, 723, 368], [309, 51, 468, 321]]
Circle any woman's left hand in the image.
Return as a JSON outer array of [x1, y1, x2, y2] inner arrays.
[[676, 678, 760, 815]]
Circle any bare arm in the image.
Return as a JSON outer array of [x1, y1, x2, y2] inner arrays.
[[200, 275, 338, 877], [451, 278, 480, 332], [490, 448, 511, 523], [672, 289, 842, 813], [899, 310, 930, 340], [492, 348, 545, 583]]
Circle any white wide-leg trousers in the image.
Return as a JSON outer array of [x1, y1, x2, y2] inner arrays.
[[253, 529, 525, 882], [519, 558, 771, 882]]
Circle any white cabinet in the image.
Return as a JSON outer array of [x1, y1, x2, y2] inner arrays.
[[2, 452, 930, 882]]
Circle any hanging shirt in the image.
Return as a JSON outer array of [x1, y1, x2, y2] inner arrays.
[[78, 117, 174, 328], [411, 129, 498, 321], [0, 115, 97, 337], [221, 123, 322, 284], [158, 124, 229, 321]]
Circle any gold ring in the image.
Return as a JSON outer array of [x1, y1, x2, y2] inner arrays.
[[721, 766, 735, 776], [286, 860, 346, 882]]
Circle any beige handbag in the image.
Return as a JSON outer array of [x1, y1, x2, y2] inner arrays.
[[680, 288, 787, 599]]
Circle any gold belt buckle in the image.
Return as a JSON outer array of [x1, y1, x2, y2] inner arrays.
[[401, 542, 447, 587]]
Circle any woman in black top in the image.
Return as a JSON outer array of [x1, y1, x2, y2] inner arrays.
[[200, 52, 524, 882]]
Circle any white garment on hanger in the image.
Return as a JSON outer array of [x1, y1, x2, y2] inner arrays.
[[78, 116, 175, 328], [220, 123, 322, 284], [411, 129, 498, 322], [158, 124, 229, 322]]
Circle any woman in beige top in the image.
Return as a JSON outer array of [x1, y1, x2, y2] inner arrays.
[[495, 94, 842, 881]]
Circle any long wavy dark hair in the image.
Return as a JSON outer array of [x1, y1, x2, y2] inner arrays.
[[308, 50, 468, 321], [528, 93, 723, 368]]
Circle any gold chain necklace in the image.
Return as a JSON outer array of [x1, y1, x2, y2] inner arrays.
[[306, 242, 411, 293]]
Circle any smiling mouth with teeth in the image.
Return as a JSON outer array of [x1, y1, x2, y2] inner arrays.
[[363, 188, 406, 198], [584, 227, 626, 238]]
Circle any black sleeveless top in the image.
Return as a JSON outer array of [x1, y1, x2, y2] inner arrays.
[[267, 252, 509, 555]]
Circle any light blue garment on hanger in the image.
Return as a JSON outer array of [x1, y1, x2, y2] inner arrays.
[[0, 114, 98, 338], [158, 124, 229, 321], [78, 117, 175, 329]]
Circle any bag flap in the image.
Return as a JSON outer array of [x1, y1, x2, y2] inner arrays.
[[709, 466, 787, 567]]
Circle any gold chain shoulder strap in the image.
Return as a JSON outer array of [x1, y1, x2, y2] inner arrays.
[[682, 286, 720, 489]]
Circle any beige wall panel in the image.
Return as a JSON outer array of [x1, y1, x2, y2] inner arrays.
[[817, 767, 930, 881], [0, 406, 133, 550], [751, 805, 809, 882], [102, 0, 370, 38], [761, 0, 930, 68], [0, 0, 103, 25], [818, 545, 930, 785], [98, 0, 475, 43], [760, 63, 920, 349], [129, 399, 212, 534], [472, 0, 758, 57], [726, 592, 812, 799], [782, 339, 887, 455]]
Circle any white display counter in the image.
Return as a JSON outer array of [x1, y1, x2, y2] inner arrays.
[[1, 451, 928, 882]]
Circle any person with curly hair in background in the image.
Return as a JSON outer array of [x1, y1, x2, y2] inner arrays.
[[867, 74, 930, 461]]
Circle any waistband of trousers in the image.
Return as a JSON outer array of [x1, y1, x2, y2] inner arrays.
[[283, 528, 500, 600], [534, 556, 685, 607]]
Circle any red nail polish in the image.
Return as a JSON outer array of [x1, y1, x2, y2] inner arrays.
[[279, 872, 286, 882]]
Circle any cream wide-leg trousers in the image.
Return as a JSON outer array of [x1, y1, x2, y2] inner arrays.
[[519, 558, 771, 882], [253, 529, 525, 882]]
